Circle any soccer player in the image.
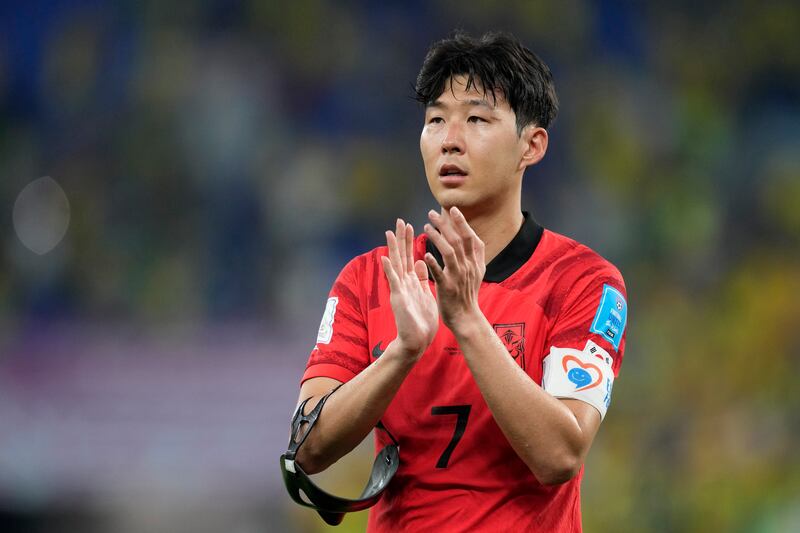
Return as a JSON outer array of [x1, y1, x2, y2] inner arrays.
[[292, 31, 628, 531]]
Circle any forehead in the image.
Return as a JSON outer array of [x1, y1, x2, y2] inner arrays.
[[428, 75, 511, 111]]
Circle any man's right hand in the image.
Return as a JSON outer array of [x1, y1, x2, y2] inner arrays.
[[294, 219, 437, 474], [381, 219, 439, 360]]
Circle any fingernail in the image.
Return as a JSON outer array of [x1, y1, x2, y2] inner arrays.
[[428, 209, 438, 218]]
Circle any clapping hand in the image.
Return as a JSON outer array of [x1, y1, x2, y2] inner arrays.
[[423, 207, 486, 329], [381, 219, 440, 360]]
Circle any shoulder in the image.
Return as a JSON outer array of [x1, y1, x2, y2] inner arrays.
[[331, 241, 395, 304], [337, 245, 387, 278], [539, 229, 625, 292]]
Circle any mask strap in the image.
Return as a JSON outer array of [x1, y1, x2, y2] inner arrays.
[[376, 420, 399, 447], [285, 383, 343, 461]]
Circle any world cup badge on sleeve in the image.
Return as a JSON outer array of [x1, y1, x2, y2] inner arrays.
[[317, 297, 338, 344], [589, 285, 627, 350]]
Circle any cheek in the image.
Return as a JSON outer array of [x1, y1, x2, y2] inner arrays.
[[486, 135, 522, 170], [420, 132, 439, 168], [473, 134, 510, 165], [474, 142, 521, 188], [420, 127, 436, 149]]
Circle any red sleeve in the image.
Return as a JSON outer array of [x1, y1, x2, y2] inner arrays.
[[546, 259, 628, 377], [301, 254, 371, 384]]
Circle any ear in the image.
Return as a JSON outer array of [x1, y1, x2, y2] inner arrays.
[[518, 125, 548, 171]]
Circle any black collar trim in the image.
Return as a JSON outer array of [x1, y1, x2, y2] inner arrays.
[[425, 211, 543, 283]]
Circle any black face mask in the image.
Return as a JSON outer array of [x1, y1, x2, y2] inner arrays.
[[279, 386, 400, 526]]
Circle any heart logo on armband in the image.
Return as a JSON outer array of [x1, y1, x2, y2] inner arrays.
[[562, 356, 603, 392]]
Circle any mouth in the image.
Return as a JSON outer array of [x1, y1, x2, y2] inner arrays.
[[438, 164, 468, 186]]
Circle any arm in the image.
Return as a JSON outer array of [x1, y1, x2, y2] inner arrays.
[[295, 219, 439, 474], [424, 207, 601, 485], [446, 312, 600, 485], [295, 344, 414, 474]]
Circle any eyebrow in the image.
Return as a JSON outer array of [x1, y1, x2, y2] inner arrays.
[[427, 98, 495, 110]]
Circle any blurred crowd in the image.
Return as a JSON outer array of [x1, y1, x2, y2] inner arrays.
[[1, 1, 799, 532]]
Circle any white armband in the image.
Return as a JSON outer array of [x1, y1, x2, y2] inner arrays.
[[542, 340, 615, 419]]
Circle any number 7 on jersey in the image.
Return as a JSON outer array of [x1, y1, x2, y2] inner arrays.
[[430, 405, 471, 468]]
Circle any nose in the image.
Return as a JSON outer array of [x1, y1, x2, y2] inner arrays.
[[441, 123, 464, 154]]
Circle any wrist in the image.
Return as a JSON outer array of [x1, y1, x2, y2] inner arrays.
[[387, 338, 427, 364], [446, 306, 488, 340]]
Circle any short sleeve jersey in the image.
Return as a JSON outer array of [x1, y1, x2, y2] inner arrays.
[[302, 213, 628, 532]]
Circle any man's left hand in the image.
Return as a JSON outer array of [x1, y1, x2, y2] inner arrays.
[[424, 207, 486, 330]]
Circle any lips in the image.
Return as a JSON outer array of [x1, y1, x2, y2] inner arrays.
[[438, 164, 468, 186], [439, 164, 467, 177]]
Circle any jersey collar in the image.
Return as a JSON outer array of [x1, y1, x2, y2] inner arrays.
[[425, 211, 543, 283]]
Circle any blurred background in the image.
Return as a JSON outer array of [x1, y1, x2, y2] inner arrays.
[[1, 0, 799, 531]]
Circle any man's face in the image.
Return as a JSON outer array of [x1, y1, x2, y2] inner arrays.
[[420, 75, 529, 212]]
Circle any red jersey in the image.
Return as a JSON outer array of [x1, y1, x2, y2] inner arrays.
[[302, 213, 628, 532]]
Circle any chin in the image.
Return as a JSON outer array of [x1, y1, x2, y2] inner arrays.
[[434, 191, 479, 211], [433, 192, 463, 209]]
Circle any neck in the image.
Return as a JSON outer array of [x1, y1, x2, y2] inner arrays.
[[459, 200, 524, 265]]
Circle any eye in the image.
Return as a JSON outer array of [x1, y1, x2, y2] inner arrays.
[[467, 116, 487, 123], [427, 117, 444, 124]]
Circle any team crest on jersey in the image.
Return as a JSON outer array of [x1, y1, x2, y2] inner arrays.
[[494, 323, 525, 368]]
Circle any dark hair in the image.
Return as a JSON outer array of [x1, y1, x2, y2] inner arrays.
[[414, 31, 559, 133]]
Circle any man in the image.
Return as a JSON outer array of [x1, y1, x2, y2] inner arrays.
[[292, 31, 628, 531]]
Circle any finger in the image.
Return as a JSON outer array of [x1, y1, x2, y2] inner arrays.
[[381, 255, 400, 290], [395, 218, 406, 273], [474, 228, 485, 265], [449, 206, 474, 239], [424, 223, 459, 271], [424, 252, 445, 284], [449, 206, 478, 259], [414, 259, 428, 282], [430, 209, 465, 261], [386, 229, 404, 275], [405, 223, 414, 274], [415, 260, 435, 297]]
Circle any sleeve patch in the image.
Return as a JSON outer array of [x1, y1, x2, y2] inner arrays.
[[316, 297, 338, 344], [589, 284, 627, 349], [542, 340, 615, 419]]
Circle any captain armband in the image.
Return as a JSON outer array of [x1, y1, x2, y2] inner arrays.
[[542, 340, 615, 419]]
